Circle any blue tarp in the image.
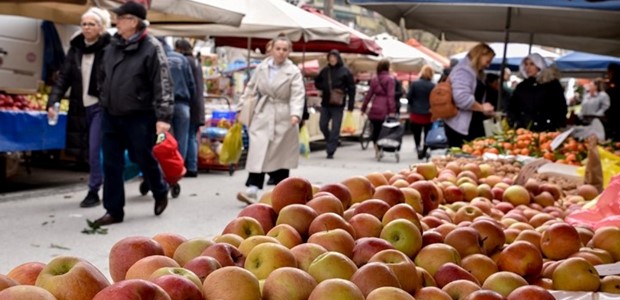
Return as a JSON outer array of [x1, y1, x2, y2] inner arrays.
[[0, 111, 67, 152], [554, 52, 620, 73]]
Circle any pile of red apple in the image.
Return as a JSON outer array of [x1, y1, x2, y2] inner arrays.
[[0, 93, 43, 111], [2, 161, 620, 300]]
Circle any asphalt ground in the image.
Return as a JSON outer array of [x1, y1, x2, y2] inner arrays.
[[0, 135, 424, 280]]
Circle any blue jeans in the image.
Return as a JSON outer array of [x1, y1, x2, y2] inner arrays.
[[172, 102, 190, 160], [85, 104, 103, 193], [186, 124, 200, 172], [101, 110, 167, 220]]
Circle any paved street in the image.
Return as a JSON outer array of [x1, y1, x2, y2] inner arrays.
[[0, 135, 422, 280]]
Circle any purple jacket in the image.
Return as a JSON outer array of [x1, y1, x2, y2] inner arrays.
[[361, 71, 396, 121]]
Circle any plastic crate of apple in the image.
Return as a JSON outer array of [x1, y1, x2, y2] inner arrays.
[[0, 93, 68, 112], [455, 128, 592, 166], [3, 173, 620, 300]]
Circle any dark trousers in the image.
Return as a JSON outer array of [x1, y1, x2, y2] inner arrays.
[[319, 106, 344, 155], [410, 121, 432, 154], [85, 104, 103, 193], [246, 169, 289, 190], [101, 110, 167, 220], [370, 119, 384, 144]]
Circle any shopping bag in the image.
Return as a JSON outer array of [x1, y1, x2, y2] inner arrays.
[[341, 111, 356, 134], [425, 121, 449, 149], [299, 124, 311, 158], [219, 122, 243, 165], [153, 132, 186, 183]]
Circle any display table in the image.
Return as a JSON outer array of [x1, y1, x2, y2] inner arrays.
[[0, 110, 67, 152]]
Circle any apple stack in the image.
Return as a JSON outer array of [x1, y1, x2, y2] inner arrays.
[[2, 163, 620, 300]]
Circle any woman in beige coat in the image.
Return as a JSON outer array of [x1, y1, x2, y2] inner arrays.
[[237, 35, 306, 204]]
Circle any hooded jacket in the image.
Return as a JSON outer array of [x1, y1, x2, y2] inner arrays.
[[507, 60, 567, 132], [314, 50, 356, 111], [100, 30, 174, 123]]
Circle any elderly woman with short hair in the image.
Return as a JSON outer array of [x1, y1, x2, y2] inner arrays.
[[47, 7, 111, 208]]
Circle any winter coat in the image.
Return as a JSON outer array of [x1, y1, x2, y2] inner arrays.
[[162, 43, 194, 104], [47, 32, 110, 160], [314, 50, 356, 111], [507, 70, 567, 132], [186, 55, 205, 127], [239, 58, 305, 173], [446, 57, 479, 136], [361, 71, 396, 121], [100, 31, 174, 123], [407, 78, 435, 114]]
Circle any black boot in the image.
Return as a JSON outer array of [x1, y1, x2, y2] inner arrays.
[[80, 191, 101, 208]]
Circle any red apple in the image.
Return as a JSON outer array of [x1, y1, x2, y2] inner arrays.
[[152, 233, 188, 258], [109, 236, 164, 282], [410, 181, 442, 214], [183, 256, 221, 283], [349, 213, 383, 239], [35, 256, 110, 300], [6, 261, 46, 285], [276, 204, 318, 238], [200, 242, 244, 267], [221, 216, 265, 239], [351, 237, 395, 267], [270, 177, 313, 213], [237, 203, 278, 232], [319, 183, 353, 209], [0, 285, 59, 300]]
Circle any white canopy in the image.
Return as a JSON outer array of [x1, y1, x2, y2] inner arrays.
[[149, 0, 350, 43], [0, 0, 245, 26]]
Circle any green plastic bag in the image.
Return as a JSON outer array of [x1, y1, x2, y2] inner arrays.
[[299, 125, 310, 158], [219, 122, 243, 164]]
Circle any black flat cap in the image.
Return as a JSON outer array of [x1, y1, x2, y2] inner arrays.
[[112, 1, 147, 20]]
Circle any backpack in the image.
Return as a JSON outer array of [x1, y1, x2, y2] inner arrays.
[[429, 78, 458, 121]]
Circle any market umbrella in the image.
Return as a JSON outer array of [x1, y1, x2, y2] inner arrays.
[[349, 34, 443, 73], [554, 51, 620, 78], [451, 43, 560, 71], [405, 38, 450, 68], [209, 6, 382, 56], [348, 0, 620, 56], [149, 0, 350, 44], [0, 0, 245, 26]]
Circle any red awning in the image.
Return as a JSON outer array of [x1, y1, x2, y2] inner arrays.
[[215, 6, 382, 56]]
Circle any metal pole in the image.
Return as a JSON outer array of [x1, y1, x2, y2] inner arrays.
[[497, 7, 512, 114], [324, 0, 334, 18], [528, 33, 534, 54], [246, 36, 252, 79]]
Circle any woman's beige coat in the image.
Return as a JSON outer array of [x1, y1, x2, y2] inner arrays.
[[239, 58, 305, 173]]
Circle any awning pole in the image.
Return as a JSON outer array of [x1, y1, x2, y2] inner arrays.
[[246, 36, 252, 79], [498, 7, 512, 114]]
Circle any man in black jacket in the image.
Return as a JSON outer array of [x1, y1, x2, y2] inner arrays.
[[314, 49, 356, 159], [95, 1, 174, 226]]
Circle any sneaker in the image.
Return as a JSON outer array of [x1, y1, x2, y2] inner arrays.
[[80, 191, 101, 208], [326, 154, 334, 159], [267, 177, 276, 185], [236, 191, 256, 205]]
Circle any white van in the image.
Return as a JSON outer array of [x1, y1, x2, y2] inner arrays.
[[0, 15, 44, 93]]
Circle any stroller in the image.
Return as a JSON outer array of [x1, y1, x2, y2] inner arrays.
[[424, 120, 450, 161], [376, 116, 405, 162], [139, 132, 186, 198]]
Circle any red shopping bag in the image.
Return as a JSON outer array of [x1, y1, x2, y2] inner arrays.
[[152, 132, 186, 184]]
